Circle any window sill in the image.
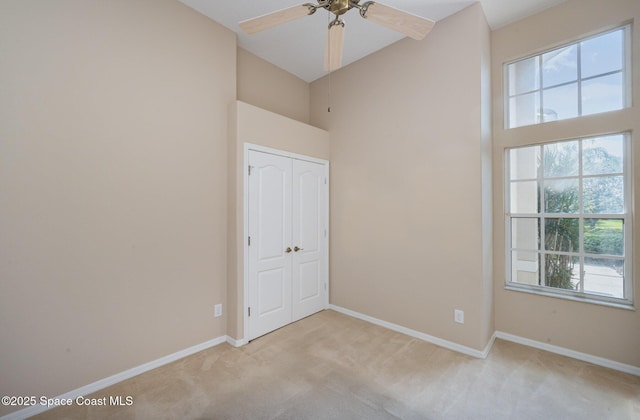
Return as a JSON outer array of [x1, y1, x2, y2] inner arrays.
[[504, 284, 635, 311]]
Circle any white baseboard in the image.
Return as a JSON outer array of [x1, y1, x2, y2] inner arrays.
[[495, 331, 640, 377], [482, 331, 498, 359], [328, 305, 639, 376], [1, 336, 228, 420], [226, 336, 248, 347], [329, 305, 493, 359]]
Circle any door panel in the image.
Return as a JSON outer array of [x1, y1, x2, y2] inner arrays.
[[298, 261, 320, 301], [292, 159, 326, 321], [298, 172, 320, 252], [257, 165, 287, 261], [257, 268, 286, 315], [248, 151, 292, 340]]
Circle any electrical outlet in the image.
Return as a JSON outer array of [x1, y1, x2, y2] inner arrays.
[[214, 304, 222, 317], [454, 309, 464, 324]]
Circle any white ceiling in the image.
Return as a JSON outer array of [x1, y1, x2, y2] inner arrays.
[[179, 0, 566, 82]]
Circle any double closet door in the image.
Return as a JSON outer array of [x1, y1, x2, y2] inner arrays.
[[247, 149, 328, 341]]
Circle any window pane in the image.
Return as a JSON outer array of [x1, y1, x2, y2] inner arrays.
[[545, 218, 579, 252], [544, 254, 579, 290], [583, 176, 624, 214], [583, 257, 624, 298], [581, 29, 623, 79], [509, 146, 540, 180], [542, 45, 577, 88], [583, 135, 624, 175], [506, 134, 629, 303], [506, 26, 628, 129], [509, 56, 540, 95], [509, 92, 540, 128], [511, 181, 539, 213], [511, 218, 539, 250], [582, 73, 624, 116], [584, 219, 623, 256], [511, 251, 540, 285], [543, 83, 578, 121], [544, 179, 579, 213], [543, 141, 578, 177]]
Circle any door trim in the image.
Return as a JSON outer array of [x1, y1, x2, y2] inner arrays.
[[243, 143, 329, 342]]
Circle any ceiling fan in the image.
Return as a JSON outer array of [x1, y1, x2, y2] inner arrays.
[[239, 0, 435, 71]]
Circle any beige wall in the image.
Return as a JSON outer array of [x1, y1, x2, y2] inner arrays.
[[492, 0, 640, 367], [227, 101, 330, 340], [3, 2, 637, 416], [237, 48, 310, 124], [310, 3, 493, 351], [0, 0, 235, 415]]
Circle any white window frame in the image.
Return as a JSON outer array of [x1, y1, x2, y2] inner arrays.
[[504, 133, 633, 309], [504, 24, 632, 129]]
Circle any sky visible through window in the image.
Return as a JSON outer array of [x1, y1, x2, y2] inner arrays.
[[506, 26, 627, 128]]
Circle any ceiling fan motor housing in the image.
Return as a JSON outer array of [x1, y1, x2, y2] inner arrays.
[[326, 0, 358, 16]]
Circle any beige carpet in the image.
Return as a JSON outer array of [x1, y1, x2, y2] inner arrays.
[[33, 310, 639, 419]]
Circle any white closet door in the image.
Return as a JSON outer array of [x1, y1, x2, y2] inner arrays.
[[292, 159, 326, 321], [248, 151, 292, 340]]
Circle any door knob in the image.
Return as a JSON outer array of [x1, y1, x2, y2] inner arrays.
[[294, 246, 303, 252], [285, 247, 292, 253]]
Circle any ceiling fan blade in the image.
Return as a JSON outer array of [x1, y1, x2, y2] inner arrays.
[[324, 20, 345, 71], [239, 4, 313, 35], [362, 2, 435, 40]]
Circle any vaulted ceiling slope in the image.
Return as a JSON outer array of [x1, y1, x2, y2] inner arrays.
[[179, 0, 567, 82]]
